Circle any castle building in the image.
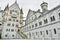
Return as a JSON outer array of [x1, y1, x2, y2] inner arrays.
[[0, 1, 23, 39], [0, 8, 3, 39], [21, 2, 60, 40]]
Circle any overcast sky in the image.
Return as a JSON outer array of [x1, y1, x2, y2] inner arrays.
[[0, 0, 60, 17]]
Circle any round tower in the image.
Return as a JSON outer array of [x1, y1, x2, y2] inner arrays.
[[41, 2, 48, 12]]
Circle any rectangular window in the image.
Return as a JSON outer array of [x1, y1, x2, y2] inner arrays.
[[11, 29, 14, 32], [39, 21, 42, 25], [44, 19, 48, 24], [6, 29, 8, 31], [50, 16, 55, 22], [36, 32, 37, 35], [9, 29, 10, 31], [7, 24, 10, 26], [9, 19, 11, 21], [40, 31, 42, 35], [16, 20, 18, 22], [12, 24, 14, 27], [12, 35, 14, 37], [13, 19, 15, 21], [6, 29, 10, 31], [16, 25, 18, 27], [32, 25, 34, 28], [5, 35, 7, 37], [35, 23, 37, 27]]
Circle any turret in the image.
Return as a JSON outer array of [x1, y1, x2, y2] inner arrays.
[[41, 2, 48, 12], [20, 8, 23, 24]]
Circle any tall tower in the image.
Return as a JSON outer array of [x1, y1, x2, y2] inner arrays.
[[2, 1, 23, 39], [20, 9, 23, 24], [41, 2, 48, 12]]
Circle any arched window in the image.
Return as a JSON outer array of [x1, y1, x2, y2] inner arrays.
[[44, 19, 48, 24], [5, 34, 7, 37], [59, 13, 60, 18], [12, 35, 14, 37], [32, 25, 34, 28], [0, 24, 2, 26], [50, 16, 55, 21], [40, 31, 42, 35], [46, 30, 48, 35], [54, 29, 56, 34]]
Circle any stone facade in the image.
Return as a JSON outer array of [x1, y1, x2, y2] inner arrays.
[[0, 1, 23, 39], [21, 2, 60, 40]]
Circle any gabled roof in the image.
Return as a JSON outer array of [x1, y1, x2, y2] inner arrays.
[[9, 1, 20, 11], [26, 9, 34, 19], [45, 5, 60, 15]]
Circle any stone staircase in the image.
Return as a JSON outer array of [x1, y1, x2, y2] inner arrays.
[[17, 28, 28, 39]]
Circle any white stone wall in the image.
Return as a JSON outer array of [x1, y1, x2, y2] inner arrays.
[[21, 5, 60, 40], [2, 5, 21, 38]]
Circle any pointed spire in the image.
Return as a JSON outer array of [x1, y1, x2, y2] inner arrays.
[[20, 8, 23, 14], [15, 0, 17, 3], [21, 8, 22, 12], [4, 3, 9, 11], [7, 3, 9, 8]]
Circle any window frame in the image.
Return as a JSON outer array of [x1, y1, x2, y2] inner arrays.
[[54, 29, 56, 34], [35, 23, 37, 27], [39, 21, 42, 25]]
